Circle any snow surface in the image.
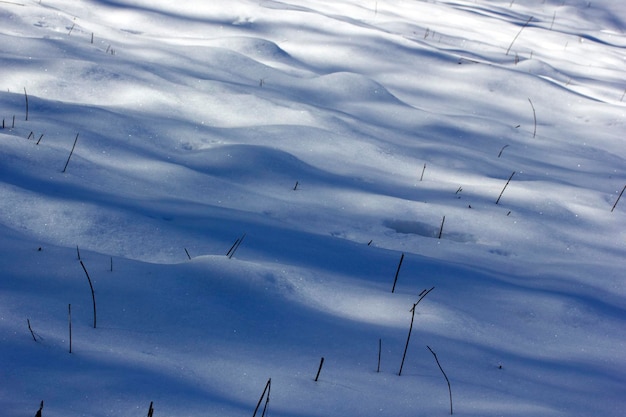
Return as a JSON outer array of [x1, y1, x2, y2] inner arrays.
[[1, 0, 625, 416]]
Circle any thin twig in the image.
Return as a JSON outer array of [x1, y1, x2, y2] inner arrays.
[[438, 216, 446, 239], [226, 238, 239, 257], [27, 318, 37, 341], [399, 287, 434, 375], [62, 133, 80, 173], [506, 16, 533, 55], [427, 345, 453, 415], [252, 379, 271, 417], [315, 357, 325, 381], [227, 233, 246, 259], [496, 171, 516, 205], [611, 185, 626, 212], [528, 98, 537, 138], [391, 253, 405, 293], [24, 87, 29, 121], [35, 401, 43, 417], [260, 378, 271, 417], [80, 260, 97, 328]]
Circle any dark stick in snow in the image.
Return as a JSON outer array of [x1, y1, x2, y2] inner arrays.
[[62, 133, 80, 173], [314, 357, 325, 381], [399, 287, 434, 375], [427, 345, 453, 415], [506, 16, 533, 55], [391, 253, 405, 293], [438, 216, 446, 239], [80, 260, 97, 328], [27, 318, 37, 341], [528, 98, 537, 138], [611, 185, 626, 212], [377, 338, 382, 372], [24, 87, 29, 121], [496, 171, 516, 205], [252, 378, 271, 417]]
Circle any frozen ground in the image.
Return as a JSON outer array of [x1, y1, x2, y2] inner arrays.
[[1, 0, 625, 416]]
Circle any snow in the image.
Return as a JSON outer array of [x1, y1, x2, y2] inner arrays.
[[1, 0, 625, 416]]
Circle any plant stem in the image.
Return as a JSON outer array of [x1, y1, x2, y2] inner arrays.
[[315, 357, 325, 381], [80, 260, 97, 328], [227, 233, 246, 259], [261, 378, 271, 417], [27, 318, 37, 341], [528, 98, 537, 138], [506, 16, 533, 55], [377, 338, 382, 372], [252, 378, 271, 417], [35, 401, 44, 417], [611, 185, 626, 212], [24, 87, 29, 121], [438, 216, 446, 239], [427, 345, 453, 415], [496, 171, 516, 205], [62, 133, 80, 173], [391, 253, 405, 293], [399, 287, 434, 375]]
